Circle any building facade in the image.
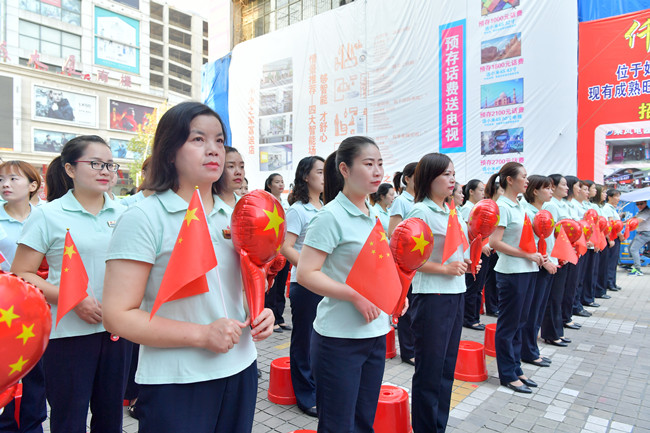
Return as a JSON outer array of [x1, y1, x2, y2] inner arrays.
[[0, 0, 208, 192]]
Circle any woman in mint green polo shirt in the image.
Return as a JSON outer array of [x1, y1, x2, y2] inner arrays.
[[486, 162, 544, 394], [297, 136, 401, 432], [102, 102, 274, 433], [12, 136, 130, 433], [369, 183, 395, 233], [602, 189, 623, 291], [406, 153, 470, 433]]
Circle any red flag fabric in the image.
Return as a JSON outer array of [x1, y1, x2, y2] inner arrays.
[[518, 214, 537, 254], [346, 219, 401, 315], [575, 233, 588, 256], [441, 200, 469, 264], [151, 189, 217, 319], [0, 251, 5, 264], [56, 230, 89, 327], [551, 225, 578, 265]]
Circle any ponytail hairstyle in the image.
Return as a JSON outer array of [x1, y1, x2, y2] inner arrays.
[[214, 146, 241, 195], [143, 101, 227, 194], [485, 162, 523, 197], [463, 178, 483, 202], [323, 136, 378, 204], [564, 175, 581, 200], [46, 135, 109, 202], [606, 188, 621, 203], [0, 160, 42, 199], [523, 175, 551, 204], [393, 162, 417, 194], [264, 173, 281, 193], [412, 153, 452, 203], [591, 184, 605, 205], [369, 183, 394, 206], [288, 155, 325, 205], [548, 173, 564, 189]]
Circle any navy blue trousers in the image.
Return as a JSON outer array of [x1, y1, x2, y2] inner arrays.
[[311, 332, 385, 433], [464, 253, 490, 326], [573, 254, 590, 313], [137, 361, 257, 433], [606, 239, 620, 289], [124, 344, 140, 401], [43, 332, 131, 433], [397, 286, 415, 360], [483, 253, 499, 314], [495, 272, 536, 383], [289, 282, 322, 411], [0, 359, 46, 433], [521, 269, 553, 362], [541, 265, 568, 341], [562, 261, 580, 324], [265, 261, 290, 325], [595, 246, 610, 297], [580, 250, 598, 305], [411, 293, 464, 433]]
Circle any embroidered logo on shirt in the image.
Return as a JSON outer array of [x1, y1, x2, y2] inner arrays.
[[222, 226, 231, 239], [107, 221, 116, 228]]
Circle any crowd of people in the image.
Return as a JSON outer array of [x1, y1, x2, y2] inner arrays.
[[0, 101, 648, 433]]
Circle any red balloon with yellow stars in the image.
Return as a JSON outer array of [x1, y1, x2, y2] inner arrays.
[[583, 208, 598, 225], [533, 210, 555, 255], [0, 272, 51, 402], [389, 218, 434, 324], [555, 219, 582, 244], [627, 217, 639, 232], [598, 215, 608, 233], [231, 190, 287, 323], [466, 199, 500, 277], [579, 220, 594, 242]]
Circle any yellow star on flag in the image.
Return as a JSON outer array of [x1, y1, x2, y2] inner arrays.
[[379, 254, 384, 259], [371, 249, 376, 254], [178, 238, 183, 244], [379, 231, 388, 242], [16, 323, 35, 345], [0, 305, 20, 328], [450, 209, 457, 217], [64, 267, 69, 272], [411, 233, 431, 255], [63, 244, 76, 259], [263, 205, 284, 237], [183, 207, 200, 227], [8, 355, 29, 375]]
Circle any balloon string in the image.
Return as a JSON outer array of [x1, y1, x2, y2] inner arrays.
[[214, 267, 229, 319]]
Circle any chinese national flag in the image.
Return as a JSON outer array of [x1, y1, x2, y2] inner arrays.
[[519, 214, 537, 254], [0, 251, 5, 264], [150, 189, 217, 319], [57, 230, 89, 327], [551, 225, 578, 265], [441, 201, 469, 264], [575, 233, 588, 257], [345, 219, 401, 315]]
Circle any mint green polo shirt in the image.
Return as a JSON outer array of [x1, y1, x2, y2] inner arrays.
[[407, 198, 468, 294], [18, 190, 125, 339], [601, 203, 620, 220], [459, 201, 475, 222], [568, 199, 586, 219], [373, 203, 390, 232], [523, 201, 558, 265], [390, 191, 414, 218], [106, 189, 255, 385], [494, 196, 539, 274], [286, 200, 320, 284], [542, 196, 570, 222], [303, 191, 390, 339]]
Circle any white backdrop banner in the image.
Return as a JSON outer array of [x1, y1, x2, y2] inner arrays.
[[227, 0, 578, 188]]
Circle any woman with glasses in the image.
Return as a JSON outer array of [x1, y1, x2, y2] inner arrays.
[[11, 136, 130, 433]]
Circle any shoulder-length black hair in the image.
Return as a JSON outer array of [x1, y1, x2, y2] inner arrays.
[[288, 156, 324, 205], [413, 153, 452, 203], [323, 136, 377, 204], [523, 175, 551, 204], [142, 101, 227, 194], [564, 175, 581, 200], [46, 135, 109, 201]]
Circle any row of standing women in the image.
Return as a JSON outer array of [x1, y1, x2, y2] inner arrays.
[[0, 100, 629, 433]]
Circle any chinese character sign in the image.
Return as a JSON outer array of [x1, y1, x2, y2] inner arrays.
[[440, 20, 466, 153]]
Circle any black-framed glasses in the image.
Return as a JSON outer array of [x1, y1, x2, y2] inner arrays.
[[74, 160, 120, 172]]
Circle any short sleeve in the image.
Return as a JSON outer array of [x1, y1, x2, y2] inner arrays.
[[390, 198, 405, 218], [17, 206, 50, 254], [498, 204, 509, 228], [106, 206, 158, 264], [303, 209, 340, 254], [285, 206, 303, 236]]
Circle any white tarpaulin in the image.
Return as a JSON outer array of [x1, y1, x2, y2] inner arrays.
[[227, 0, 578, 188]]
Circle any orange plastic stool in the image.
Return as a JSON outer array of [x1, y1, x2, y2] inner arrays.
[[373, 385, 412, 433], [454, 340, 488, 382], [386, 327, 397, 359], [484, 323, 497, 357], [268, 357, 297, 405]]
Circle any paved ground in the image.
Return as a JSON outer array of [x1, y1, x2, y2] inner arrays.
[[38, 267, 649, 432]]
